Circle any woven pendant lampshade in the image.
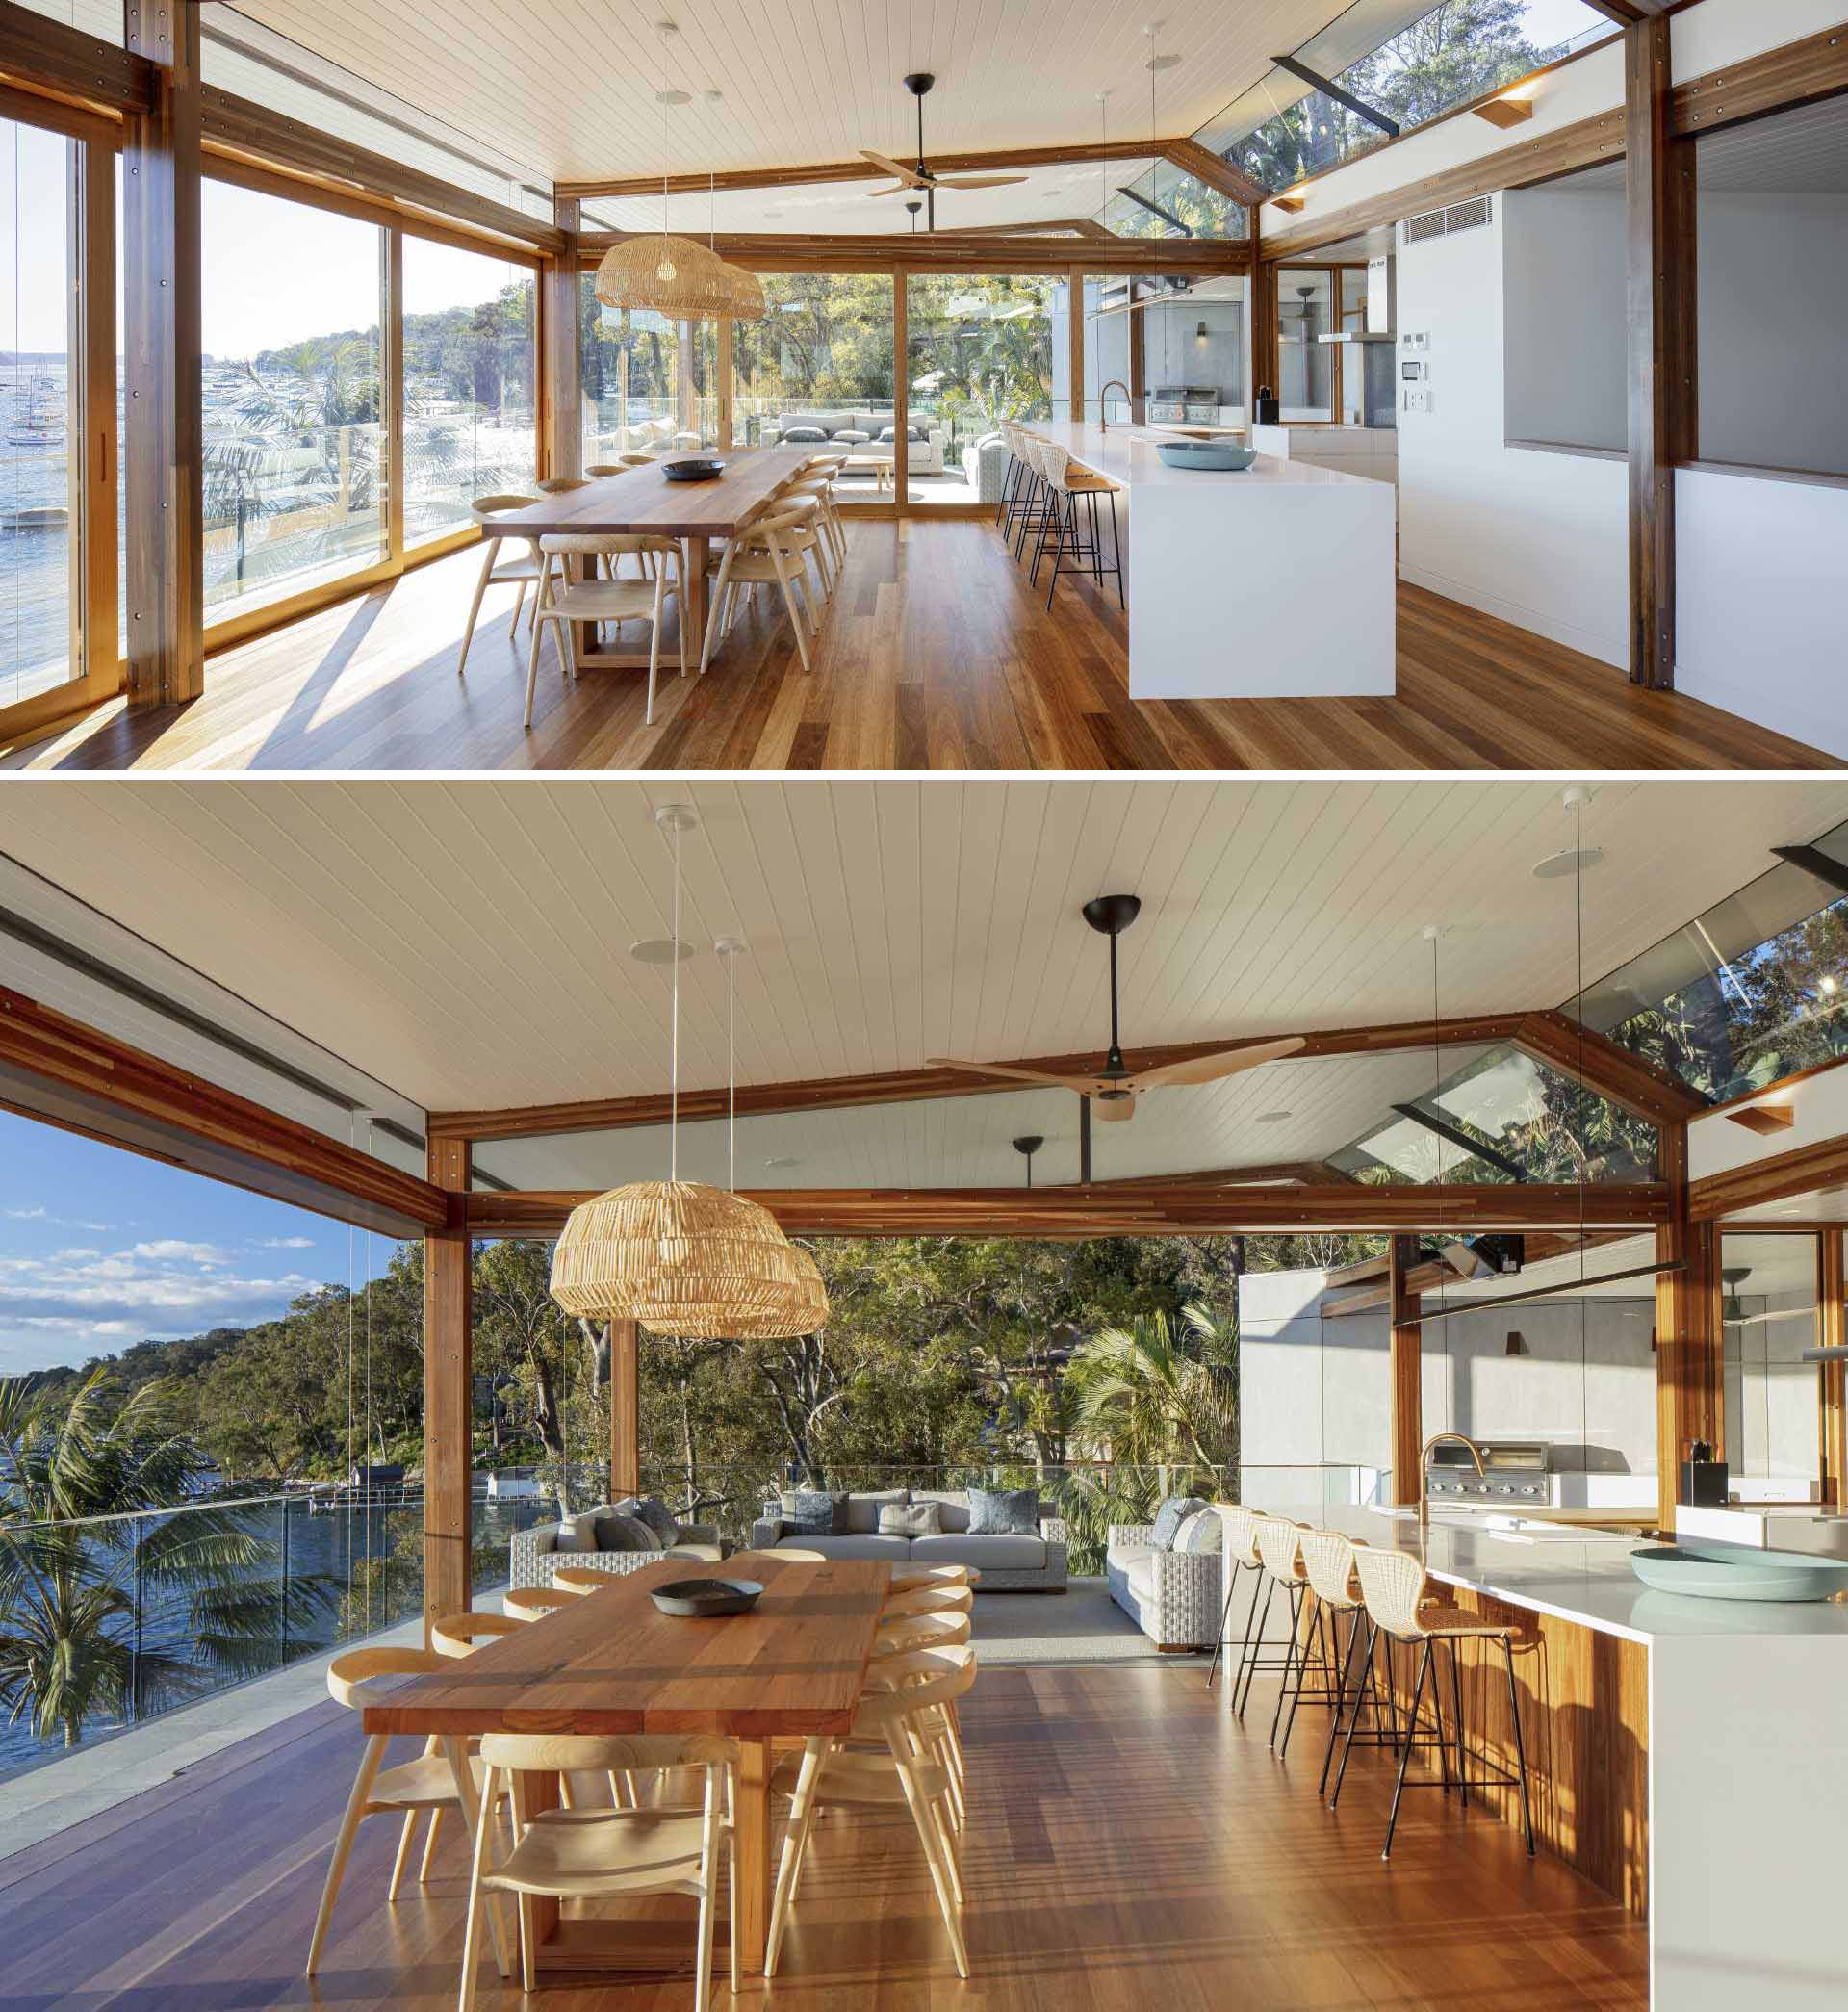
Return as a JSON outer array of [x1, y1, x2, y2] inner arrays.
[[594, 233, 747, 321], [549, 1179, 820, 1336]]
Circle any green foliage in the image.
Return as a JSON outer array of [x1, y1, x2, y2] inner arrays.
[[0, 1372, 333, 1748]]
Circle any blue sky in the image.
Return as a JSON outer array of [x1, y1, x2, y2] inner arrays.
[[0, 1110, 398, 1377]]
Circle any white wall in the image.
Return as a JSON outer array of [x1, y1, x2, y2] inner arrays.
[[1396, 204, 1629, 665], [1502, 185, 1627, 451]]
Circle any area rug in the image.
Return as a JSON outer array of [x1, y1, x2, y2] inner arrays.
[[968, 1578, 1209, 1667]]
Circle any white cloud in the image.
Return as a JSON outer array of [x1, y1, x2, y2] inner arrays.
[[130, 1239, 231, 1265], [4, 1206, 116, 1232], [255, 1235, 317, 1251], [4, 1206, 46, 1221]]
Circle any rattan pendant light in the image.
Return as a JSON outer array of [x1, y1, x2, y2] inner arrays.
[[592, 25, 762, 322], [548, 804, 819, 1338]]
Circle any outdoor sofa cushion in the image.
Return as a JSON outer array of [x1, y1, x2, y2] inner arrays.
[[788, 1533, 911, 1561], [968, 1485, 1038, 1535], [843, 1488, 909, 1533], [780, 1488, 844, 1535], [878, 424, 929, 444], [782, 426, 826, 442], [911, 1532, 1046, 1571], [620, 1496, 680, 1547], [593, 1510, 657, 1552], [1150, 1495, 1208, 1550], [880, 1500, 942, 1537]]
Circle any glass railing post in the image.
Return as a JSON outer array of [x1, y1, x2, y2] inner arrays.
[[279, 1497, 291, 1661], [129, 1514, 144, 1725]]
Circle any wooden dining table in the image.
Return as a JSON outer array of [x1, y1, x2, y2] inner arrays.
[[490, 448, 818, 672], [362, 1553, 889, 1978]]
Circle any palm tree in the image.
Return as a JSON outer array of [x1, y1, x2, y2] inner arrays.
[[0, 1371, 332, 1750], [1064, 1304, 1238, 1475]]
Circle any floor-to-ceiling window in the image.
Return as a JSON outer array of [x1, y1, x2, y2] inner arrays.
[[580, 287, 682, 459], [1277, 267, 1334, 420], [1, 115, 81, 713], [400, 236, 536, 544], [1721, 1230, 1824, 1503], [906, 273, 1053, 506], [733, 272, 895, 505], [199, 179, 388, 622]]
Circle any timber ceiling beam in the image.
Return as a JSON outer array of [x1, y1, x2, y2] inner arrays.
[[576, 230, 1245, 276], [1582, 0, 1677, 21], [0, 984, 446, 1238], [427, 1014, 1535, 1143], [467, 1182, 1670, 1241], [558, 137, 1228, 204], [0, 0, 148, 116], [1510, 1010, 1706, 1125], [1160, 136, 1270, 209], [1690, 1136, 1848, 1223]]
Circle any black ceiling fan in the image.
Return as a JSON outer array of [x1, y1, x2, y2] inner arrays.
[[860, 73, 1027, 231], [929, 894, 1306, 1122]]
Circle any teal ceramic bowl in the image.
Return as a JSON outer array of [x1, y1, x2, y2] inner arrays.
[[1155, 440, 1257, 472], [1628, 1542, 1848, 1601]]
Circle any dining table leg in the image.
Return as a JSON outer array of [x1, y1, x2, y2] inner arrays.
[[682, 534, 710, 664], [734, 1738, 774, 1973]]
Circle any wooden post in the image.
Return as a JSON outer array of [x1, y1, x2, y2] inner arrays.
[[892, 269, 909, 507], [609, 1318, 640, 1499], [716, 315, 734, 451], [1067, 263, 1086, 424], [424, 1138, 473, 1635], [1819, 1232, 1845, 1509], [383, 230, 404, 567], [1250, 247, 1278, 426], [1389, 1233, 1422, 1505], [1654, 1121, 1720, 1527], [1625, 13, 1695, 689], [546, 197, 582, 479], [79, 130, 118, 694], [122, 0, 202, 705]]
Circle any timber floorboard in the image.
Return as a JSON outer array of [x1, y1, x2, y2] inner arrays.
[[0, 1664, 1646, 2009], [3, 519, 1823, 772]]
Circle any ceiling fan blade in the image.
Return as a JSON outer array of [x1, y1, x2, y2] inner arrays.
[[860, 149, 925, 187], [866, 182, 914, 197], [925, 1056, 1099, 1092], [937, 173, 1030, 189], [1127, 1036, 1308, 1092]]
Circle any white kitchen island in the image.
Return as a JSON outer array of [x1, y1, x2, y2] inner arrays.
[[1031, 421, 1397, 700], [1242, 1504, 1848, 2010]]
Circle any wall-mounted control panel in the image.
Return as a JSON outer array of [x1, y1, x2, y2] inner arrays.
[[1399, 332, 1431, 414]]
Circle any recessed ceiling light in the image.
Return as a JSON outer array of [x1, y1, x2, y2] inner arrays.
[[1255, 1110, 1293, 1124], [1531, 846, 1604, 880], [629, 937, 697, 964]]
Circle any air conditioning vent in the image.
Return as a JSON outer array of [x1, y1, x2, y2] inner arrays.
[[1400, 194, 1495, 246]]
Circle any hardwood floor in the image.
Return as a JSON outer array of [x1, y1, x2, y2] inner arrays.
[[0, 1664, 1646, 2009], [2, 520, 1830, 771]]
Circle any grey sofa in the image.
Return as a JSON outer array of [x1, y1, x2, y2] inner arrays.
[[962, 431, 1010, 503], [509, 1497, 728, 1591], [1106, 1508, 1223, 1650], [749, 1487, 1066, 1591], [760, 410, 947, 474]]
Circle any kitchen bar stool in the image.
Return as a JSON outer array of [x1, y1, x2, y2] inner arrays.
[[1029, 442, 1124, 610], [1295, 1530, 1381, 1793], [1206, 1504, 1265, 1697], [1255, 1514, 1347, 1755], [1342, 1544, 1536, 1861]]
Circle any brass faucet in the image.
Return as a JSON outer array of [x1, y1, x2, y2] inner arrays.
[[1097, 380, 1132, 432], [1419, 1432, 1486, 1525]]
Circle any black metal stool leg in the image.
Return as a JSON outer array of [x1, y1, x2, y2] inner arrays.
[[1206, 1560, 1245, 1690], [1278, 1589, 1320, 1758], [1236, 1574, 1275, 1717], [1268, 1584, 1303, 1747], [1383, 1638, 1433, 1859], [1502, 1638, 1537, 1855], [1450, 1640, 1469, 1808], [1231, 1563, 1266, 1715], [1319, 1606, 1366, 1796]]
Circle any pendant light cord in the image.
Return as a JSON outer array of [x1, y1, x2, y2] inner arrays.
[[670, 814, 681, 1184], [727, 946, 736, 1190]]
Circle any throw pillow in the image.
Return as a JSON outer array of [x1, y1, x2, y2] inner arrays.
[[592, 1511, 657, 1553], [879, 1500, 942, 1537], [551, 1518, 591, 1554], [1150, 1495, 1209, 1551], [783, 425, 826, 443], [1174, 1508, 1223, 1555], [834, 428, 870, 444], [780, 1488, 845, 1536], [629, 1496, 680, 1548], [967, 1485, 1038, 1536]]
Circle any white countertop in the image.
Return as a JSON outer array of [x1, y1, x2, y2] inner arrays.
[[1031, 420, 1379, 493], [1246, 1504, 1848, 1646]]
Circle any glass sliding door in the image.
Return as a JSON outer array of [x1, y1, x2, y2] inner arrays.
[[733, 273, 895, 506], [1721, 1231, 1823, 1503], [906, 273, 1054, 507], [400, 237, 536, 545], [1277, 268, 1333, 420], [200, 179, 387, 621], [0, 116, 82, 713], [580, 291, 682, 460]]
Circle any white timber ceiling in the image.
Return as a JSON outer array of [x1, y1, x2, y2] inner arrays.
[[1574, 97, 1848, 197], [220, 0, 1362, 193], [4, 782, 1848, 1145]]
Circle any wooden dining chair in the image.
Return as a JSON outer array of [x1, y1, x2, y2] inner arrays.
[[767, 1644, 976, 1980], [431, 1612, 526, 1657], [306, 1647, 510, 1979], [528, 532, 685, 728], [456, 1733, 738, 2010], [876, 1608, 972, 1658], [726, 1547, 827, 1569], [584, 463, 627, 477], [881, 1583, 973, 1623], [504, 1585, 580, 1620], [698, 503, 819, 677], [457, 494, 542, 677], [889, 1563, 982, 1592], [552, 1564, 618, 1594]]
